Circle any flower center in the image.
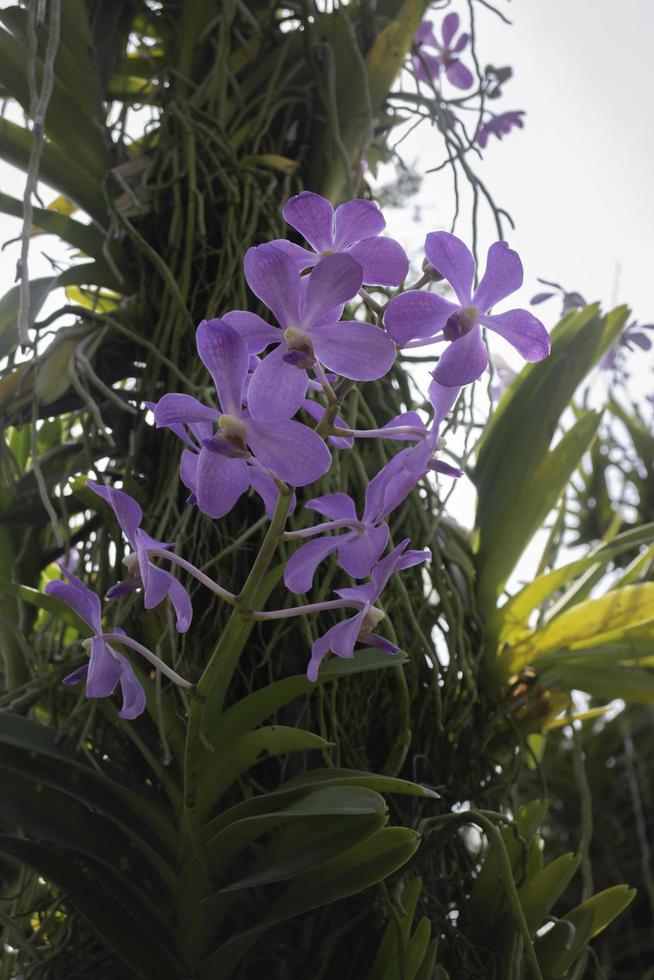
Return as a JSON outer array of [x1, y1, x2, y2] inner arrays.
[[123, 552, 140, 576], [283, 327, 316, 370], [202, 414, 249, 458], [443, 306, 478, 341], [361, 605, 386, 633]]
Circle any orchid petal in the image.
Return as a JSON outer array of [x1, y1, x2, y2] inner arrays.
[[384, 290, 458, 345], [247, 344, 308, 420], [284, 535, 342, 594], [481, 309, 551, 362], [45, 574, 101, 633], [86, 481, 141, 548], [196, 319, 249, 415], [308, 609, 367, 680], [222, 310, 281, 354], [154, 393, 219, 429], [338, 525, 389, 579], [441, 11, 460, 47], [306, 492, 358, 522], [196, 449, 249, 518], [245, 418, 331, 486], [86, 637, 122, 697], [433, 323, 488, 386], [472, 241, 524, 312], [166, 575, 193, 633], [310, 320, 396, 380], [424, 232, 475, 305], [446, 59, 474, 89], [302, 253, 363, 326], [283, 191, 334, 252], [244, 243, 302, 329], [427, 377, 461, 424], [348, 236, 409, 286], [333, 199, 385, 248]]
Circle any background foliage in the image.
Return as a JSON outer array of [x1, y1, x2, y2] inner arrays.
[[0, 1, 652, 978]]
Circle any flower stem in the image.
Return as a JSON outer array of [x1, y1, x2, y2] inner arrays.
[[249, 598, 360, 621], [146, 548, 238, 604], [340, 425, 426, 440], [283, 519, 357, 539], [182, 486, 293, 865], [99, 633, 193, 689]]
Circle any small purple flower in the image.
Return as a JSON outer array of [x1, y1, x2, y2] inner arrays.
[[269, 191, 409, 287], [413, 14, 474, 90], [86, 481, 192, 633], [530, 278, 586, 316], [476, 111, 525, 149], [230, 246, 397, 420], [45, 565, 146, 720], [307, 540, 431, 681], [600, 321, 654, 371], [153, 319, 331, 518], [385, 232, 550, 387]]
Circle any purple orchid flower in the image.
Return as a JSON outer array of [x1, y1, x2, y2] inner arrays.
[[267, 191, 409, 287], [285, 381, 460, 593], [477, 111, 525, 149], [413, 14, 474, 90], [86, 481, 192, 633], [45, 565, 146, 719], [384, 232, 551, 387], [229, 246, 397, 420], [153, 319, 331, 518], [307, 540, 431, 681]]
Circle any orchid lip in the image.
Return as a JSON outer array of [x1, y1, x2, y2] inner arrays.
[[361, 605, 386, 633], [443, 306, 478, 341], [283, 327, 316, 369]]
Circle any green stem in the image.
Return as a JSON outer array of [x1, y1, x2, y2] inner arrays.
[[182, 486, 293, 865]]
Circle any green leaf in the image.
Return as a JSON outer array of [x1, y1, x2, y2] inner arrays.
[[534, 913, 591, 977], [0, 835, 182, 980], [543, 662, 654, 704], [196, 827, 420, 978], [518, 853, 581, 934], [211, 648, 408, 745], [0, 117, 108, 222], [474, 304, 629, 614], [0, 189, 115, 261], [0, 579, 91, 634], [510, 583, 654, 671], [197, 725, 331, 821], [0, 21, 108, 176], [0, 276, 56, 358], [202, 767, 437, 843], [491, 522, 654, 645]]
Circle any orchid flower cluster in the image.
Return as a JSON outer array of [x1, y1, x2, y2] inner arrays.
[[412, 11, 526, 151], [46, 190, 550, 719]]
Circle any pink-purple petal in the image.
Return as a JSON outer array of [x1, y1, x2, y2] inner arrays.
[[245, 418, 331, 486], [384, 290, 458, 345], [86, 481, 141, 547], [433, 323, 488, 386], [166, 575, 193, 633], [472, 241, 524, 312], [427, 377, 461, 424], [196, 319, 249, 415], [196, 449, 249, 519], [247, 345, 308, 420], [306, 492, 357, 522], [44, 574, 101, 633], [441, 11, 460, 47], [338, 525, 389, 579], [284, 535, 342, 594], [481, 309, 551, 362], [310, 320, 396, 381], [154, 393, 220, 429], [283, 191, 334, 252], [424, 231, 475, 305], [244, 243, 302, 329], [446, 60, 474, 90], [333, 199, 386, 248], [86, 637, 122, 698], [302, 253, 363, 326], [222, 310, 281, 355], [348, 237, 409, 287]]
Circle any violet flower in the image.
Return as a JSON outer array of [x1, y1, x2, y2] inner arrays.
[[477, 111, 525, 149], [307, 540, 431, 681], [45, 565, 146, 719], [385, 232, 550, 387], [268, 191, 409, 287], [413, 14, 474, 90], [87, 481, 192, 633], [232, 246, 396, 420], [286, 381, 460, 593], [153, 319, 331, 518]]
